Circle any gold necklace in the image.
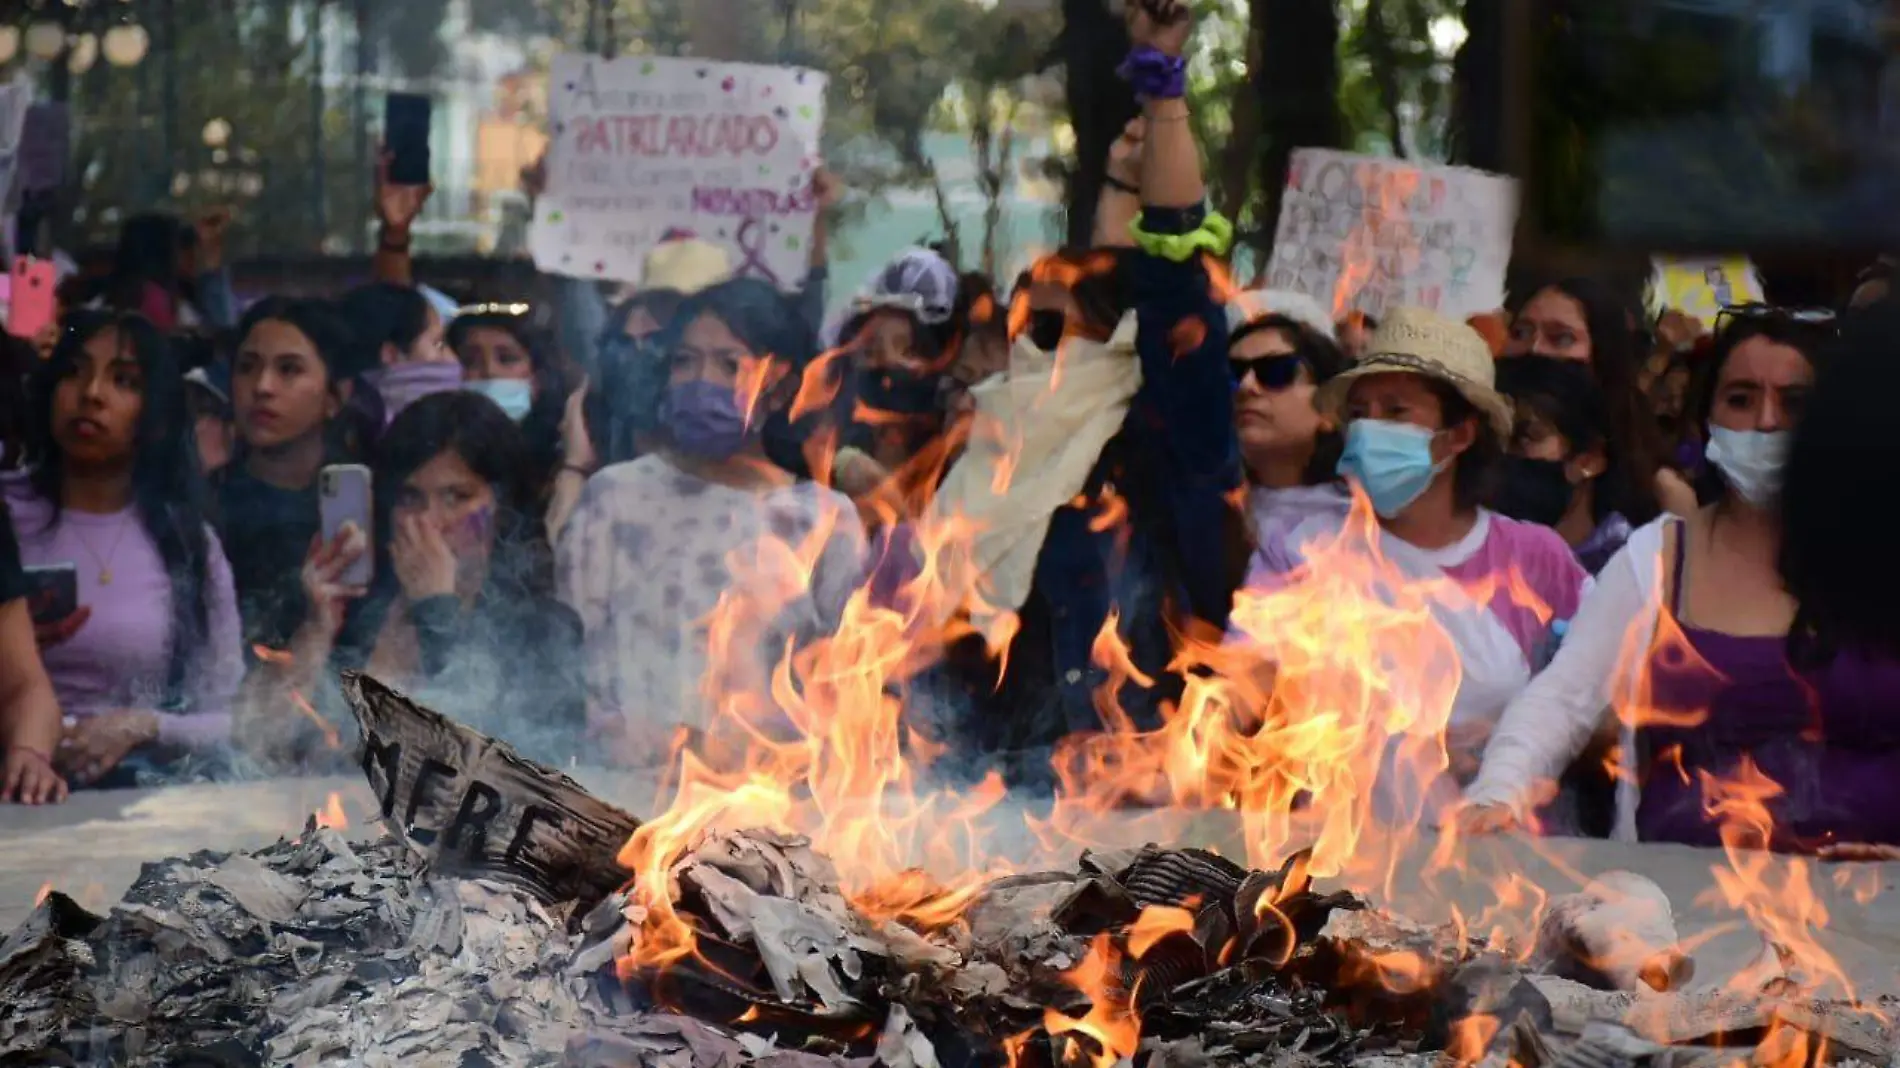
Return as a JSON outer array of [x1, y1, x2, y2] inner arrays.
[[70, 513, 133, 586]]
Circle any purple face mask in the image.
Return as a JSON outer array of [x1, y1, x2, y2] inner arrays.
[[364, 361, 465, 425], [666, 379, 759, 460]]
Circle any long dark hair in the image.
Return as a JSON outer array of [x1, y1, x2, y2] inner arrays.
[[447, 310, 569, 485], [26, 311, 213, 703], [338, 283, 431, 375], [1511, 278, 1664, 523], [0, 335, 36, 467], [370, 390, 547, 601], [1782, 297, 1897, 663], [101, 213, 186, 320]]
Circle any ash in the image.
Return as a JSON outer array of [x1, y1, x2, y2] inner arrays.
[[1, 819, 1895, 1068]]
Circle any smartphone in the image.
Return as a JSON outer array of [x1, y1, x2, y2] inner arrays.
[[21, 563, 77, 626], [7, 256, 56, 340], [318, 464, 374, 588], [384, 93, 433, 186]]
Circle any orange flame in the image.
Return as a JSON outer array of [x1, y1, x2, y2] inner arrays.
[[1044, 934, 1140, 1068], [314, 791, 348, 831], [34, 881, 52, 906]]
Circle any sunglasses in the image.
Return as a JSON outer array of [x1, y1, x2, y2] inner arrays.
[[455, 302, 532, 318], [1229, 354, 1306, 390], [1713, 302, 1838, 336]]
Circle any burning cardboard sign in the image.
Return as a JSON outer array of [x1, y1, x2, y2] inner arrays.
[[342, 672, 641, 908]]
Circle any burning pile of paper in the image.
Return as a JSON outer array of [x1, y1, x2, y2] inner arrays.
[[2, 679, 1893, 1068]]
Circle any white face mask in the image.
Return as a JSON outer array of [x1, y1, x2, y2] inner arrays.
[[1705, 426, 1791, 507]]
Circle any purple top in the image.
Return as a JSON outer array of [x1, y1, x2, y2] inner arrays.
[[3, 476, 243, 749], [1637, 525, 1900, 847]]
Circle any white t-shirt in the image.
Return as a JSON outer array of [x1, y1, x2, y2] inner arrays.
[[556, 454, 866, 753]]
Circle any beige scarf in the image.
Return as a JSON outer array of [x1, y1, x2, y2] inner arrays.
[[927, 312, 1141, 646]]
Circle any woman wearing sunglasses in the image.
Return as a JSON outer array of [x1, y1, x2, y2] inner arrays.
[[1463, 305, 1900, 853], [1226, 293, 1350, 529]]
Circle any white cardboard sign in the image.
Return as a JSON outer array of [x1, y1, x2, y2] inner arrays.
[[530, 54, 828, 290], [1265, 149, 1518, 322]]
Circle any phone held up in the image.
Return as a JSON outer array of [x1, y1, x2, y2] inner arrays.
[[319, 464, 375, 588], [7, 256, 57, 340], [384, 92, 433, 186], [21, 563, 78, 626]]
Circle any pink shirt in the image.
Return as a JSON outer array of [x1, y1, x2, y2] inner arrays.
[[1251, 504, 1588, 667], [4, 477, 242, 749]]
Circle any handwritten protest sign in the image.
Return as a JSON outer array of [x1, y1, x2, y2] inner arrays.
[[530, 54, 827, 289], [1265, 149, 1517, 322], [1646, 255, 1765, 328]]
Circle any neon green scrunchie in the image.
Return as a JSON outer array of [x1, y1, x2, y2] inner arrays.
[[1129, 210, 1234, 262]]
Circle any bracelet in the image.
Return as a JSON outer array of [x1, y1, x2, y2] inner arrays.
[[7, 744, 53, 767], [1104, 174, 1140, 196], [1129, 209, 1235, 262], [1118, 46, 1188, 100], [561, 462, 595, 478]]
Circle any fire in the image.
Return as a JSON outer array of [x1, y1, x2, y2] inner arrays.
[[1040, 489, 1471, 884], [291, 689, 342, 751], [599, 239, 1863, 1068], [1446, 1013, 1499, 1065], [34, 882, 51, 906], [1044, 934, 1140, 1068], [1697, 757, 1851, 999], [314, 791, 348, 831]]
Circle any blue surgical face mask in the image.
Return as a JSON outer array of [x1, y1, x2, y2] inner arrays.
[[465, 378, 534, 422], [1338, 419, 1447, 519]]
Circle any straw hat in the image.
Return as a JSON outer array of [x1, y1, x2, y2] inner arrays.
[[1314, 305, 1513, 441], [642, 237, 733, 295]]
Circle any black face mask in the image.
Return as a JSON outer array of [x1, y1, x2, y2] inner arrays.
[[1495, 456, 1576, 528], [1027, 309, 1066, 353], [855, 367, 942, 418]]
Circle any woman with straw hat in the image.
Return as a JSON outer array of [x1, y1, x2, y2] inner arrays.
[[1244, 306, 1592, 817]]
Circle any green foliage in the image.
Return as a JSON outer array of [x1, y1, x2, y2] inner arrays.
[[18, 0, 1495, 264]]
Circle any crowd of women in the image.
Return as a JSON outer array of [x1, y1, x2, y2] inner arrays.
[[3, 0, 1898, 858]]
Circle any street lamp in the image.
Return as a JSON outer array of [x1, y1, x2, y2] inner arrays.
[[102, 22, 148, 67], [67, 33, 97, 74], [24, 21, 66, 61]]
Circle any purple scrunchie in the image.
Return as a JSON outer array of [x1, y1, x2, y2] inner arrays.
[[1118, 46, 1187, 100]]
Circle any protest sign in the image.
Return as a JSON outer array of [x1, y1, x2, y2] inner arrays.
[[343, 673, 641, 908], [1646, 255, 1765, 328], [0, 79, 33, 203], [530, 54, 828, 289], [1264, 149, 1518, 322]]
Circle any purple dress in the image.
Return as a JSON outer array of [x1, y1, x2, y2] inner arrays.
[[1636, 526, 1900, 848]]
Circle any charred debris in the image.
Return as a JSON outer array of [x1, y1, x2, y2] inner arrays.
[[1, 677, 1890, 1068]]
